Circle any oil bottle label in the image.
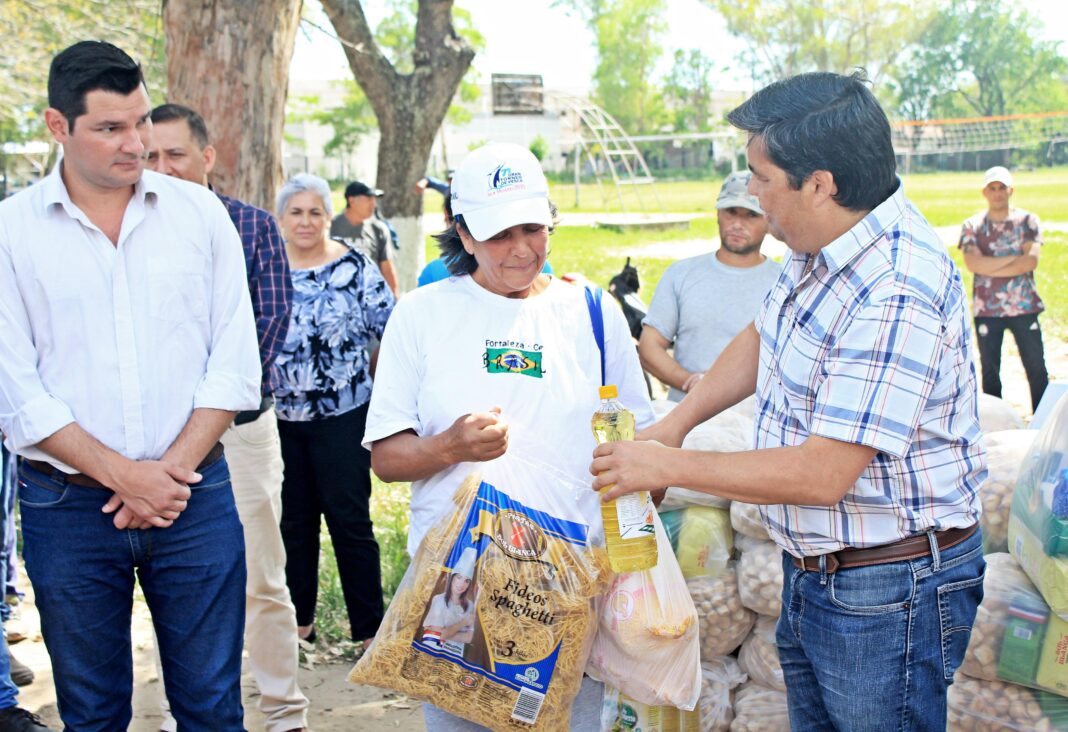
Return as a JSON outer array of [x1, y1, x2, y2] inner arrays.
[[616, 493, 655, 540]]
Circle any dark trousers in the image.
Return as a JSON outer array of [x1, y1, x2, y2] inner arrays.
[[278, 403, 383, 640], [975, 313, 1049, 411]]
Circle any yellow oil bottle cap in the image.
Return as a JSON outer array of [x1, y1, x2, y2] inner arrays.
[[599, 384, 618, 399]]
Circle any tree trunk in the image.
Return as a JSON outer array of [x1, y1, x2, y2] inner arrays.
[[162, 0, 302, 211], [321, 0, 475, 292]]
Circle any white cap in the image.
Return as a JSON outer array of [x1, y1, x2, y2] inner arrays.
[[453, 547, 477, 580], [983, 166, 1013, 189], [450, 142, 552, 241]]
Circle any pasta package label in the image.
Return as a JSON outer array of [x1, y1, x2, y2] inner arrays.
[[351, 472, 609, 730], [408, 481, 589, 723]]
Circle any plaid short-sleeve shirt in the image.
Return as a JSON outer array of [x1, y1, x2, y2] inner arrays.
[[754, 183, 985, 557]]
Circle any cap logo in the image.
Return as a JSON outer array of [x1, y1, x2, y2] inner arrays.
[[487, 164, 525, 196]]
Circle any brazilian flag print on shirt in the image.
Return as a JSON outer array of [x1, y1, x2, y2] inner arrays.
[[484, 347, 544, 378]]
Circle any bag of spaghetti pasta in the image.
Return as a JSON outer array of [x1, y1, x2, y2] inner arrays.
[[349, 453, 611, 729]]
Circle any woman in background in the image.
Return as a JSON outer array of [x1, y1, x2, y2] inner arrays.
[[274, 173, 395, 649]]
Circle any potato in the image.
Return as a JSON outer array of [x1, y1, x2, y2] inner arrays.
[[687, 566, 756, 660], [737, 615, 784, 692], [735, 535, 784, 618], [948, 675, 1057, 731], [729, 682, 789, 732]]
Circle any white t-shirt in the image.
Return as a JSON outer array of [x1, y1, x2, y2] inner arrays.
[[363, 275, 654, 555]]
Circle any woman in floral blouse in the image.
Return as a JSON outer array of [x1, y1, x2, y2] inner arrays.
[[273, 173, 395, 649]]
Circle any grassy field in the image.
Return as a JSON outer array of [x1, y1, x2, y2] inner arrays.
[[539, 165, 1068, 224], [314, 166, 1068, 648]]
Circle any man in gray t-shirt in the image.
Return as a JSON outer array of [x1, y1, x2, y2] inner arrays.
[[640, 171, 782, 401], [330, 180, 399, 296]]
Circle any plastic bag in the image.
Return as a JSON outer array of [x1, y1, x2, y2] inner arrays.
[[961, 553, 1068, 698], [729, 682, 789, 732], [735, 535, 784, 618], [1009, 395, 1068, 620], [948, 675, 1068, 731], [981, 430, 1039, 553], [978, 392, 1026, 433], [695, 657, 747, 732], [737, 615, 784, 692], [655, 402, 754, 511], [349, 453, 611, 730], [588, 512, 702, 709], [687, 565, 756, 660], [659, 507, 733, 579], [730, 502, 770, 541]]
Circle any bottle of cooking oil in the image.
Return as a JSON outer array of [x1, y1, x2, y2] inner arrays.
[[679, 706, 700, 732], [592, 384, 657, 572]]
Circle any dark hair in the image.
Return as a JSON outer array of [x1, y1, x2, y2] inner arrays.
[[150, 103, 210, 149], [445, 572, 474, 612], [726, 70, 896, 212], [48, 41, 145, 132], [434, 201, 559, 276]]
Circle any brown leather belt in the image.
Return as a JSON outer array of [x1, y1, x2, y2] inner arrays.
[[23, 442, 225, 491], [792, 523, 979, 574]]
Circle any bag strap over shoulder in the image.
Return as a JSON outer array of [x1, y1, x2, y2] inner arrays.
[[585, 286, 606, 387]]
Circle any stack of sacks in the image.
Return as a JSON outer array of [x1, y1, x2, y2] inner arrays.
[[977, 392, 1025, 434], [1009, 396, 1068, 621], [980, 430, 1039, 553], [953, 552, 1068, 730]]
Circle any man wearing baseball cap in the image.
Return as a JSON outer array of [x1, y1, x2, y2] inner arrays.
[[959, 166, 1048, 411], [330, 180, 399, 296], [639, 171, 781, 401]]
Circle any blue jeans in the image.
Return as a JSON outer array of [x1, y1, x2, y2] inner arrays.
[[776, 527, 985, 731], [18, 455, 248, 731]]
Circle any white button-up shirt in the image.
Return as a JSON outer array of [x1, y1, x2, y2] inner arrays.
[[0, 166, 260, 471]]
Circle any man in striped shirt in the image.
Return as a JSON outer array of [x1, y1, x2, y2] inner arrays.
[[147, 104, 309, 732], [592, 71, 985, 731]]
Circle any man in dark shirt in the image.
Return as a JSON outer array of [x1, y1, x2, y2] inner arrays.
[[330, 180, 399, 296], [147, 103, 309, 732]]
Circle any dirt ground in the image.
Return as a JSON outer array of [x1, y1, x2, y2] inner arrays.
[[13, 580, 424, 731]]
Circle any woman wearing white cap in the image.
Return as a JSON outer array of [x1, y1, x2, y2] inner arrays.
[[362, 142, 654, 729]]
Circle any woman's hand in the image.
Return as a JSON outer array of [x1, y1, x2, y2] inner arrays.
[[442, 407, 509, 464]]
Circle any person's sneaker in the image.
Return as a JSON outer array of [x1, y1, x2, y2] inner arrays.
[[7, 654, 33, 687], [0, 707, 52, 730]]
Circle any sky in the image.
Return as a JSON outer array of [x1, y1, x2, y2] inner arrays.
[[290, 0, 1068, 96], [290, 0, 748, 90]]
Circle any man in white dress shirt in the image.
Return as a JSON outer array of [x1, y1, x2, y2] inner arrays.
[[0, 41, 260, 729]]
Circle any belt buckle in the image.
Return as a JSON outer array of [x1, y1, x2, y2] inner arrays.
[[824, 553, 840, 574]]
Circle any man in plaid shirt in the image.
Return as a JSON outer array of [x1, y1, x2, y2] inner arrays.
[[592, 72, 985, 731], [147, 104, 309, 732]]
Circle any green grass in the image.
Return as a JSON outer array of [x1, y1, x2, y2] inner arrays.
[[539, 165, 1068, 223]]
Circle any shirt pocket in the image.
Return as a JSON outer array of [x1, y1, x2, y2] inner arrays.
[[147, 252, 209, 324]]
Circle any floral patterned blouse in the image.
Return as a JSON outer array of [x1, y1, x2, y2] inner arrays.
[[958, 208, 1044, 318], [272, 245, 395, 421]]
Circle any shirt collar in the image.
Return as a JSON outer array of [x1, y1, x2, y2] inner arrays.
[[41, 161, 159, 217], [817, 178, 906, 276]]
